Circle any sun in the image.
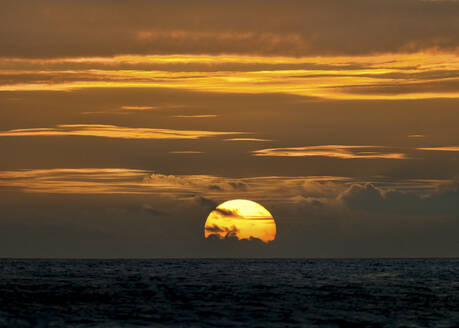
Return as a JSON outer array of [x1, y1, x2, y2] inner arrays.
[[204, 199, 276, 243]]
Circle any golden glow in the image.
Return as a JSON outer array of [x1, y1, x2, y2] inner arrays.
[[1, 52, 459, 100], [3, 52, 459, 67], [0, 169, 449, 198], [204, 199, 276, 243], [418, 147, 459, 151], [171, 115, 218, 118], [252, 145, 408, 159], [225, 138, 272, 142], [120, 106, 157, 111], [0, 124, 241, 140]]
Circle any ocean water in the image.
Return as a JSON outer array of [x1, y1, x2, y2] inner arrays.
[[0, 259, 457, 327]]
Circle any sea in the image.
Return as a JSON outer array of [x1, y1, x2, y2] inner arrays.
[[0, 259, 457, 327]]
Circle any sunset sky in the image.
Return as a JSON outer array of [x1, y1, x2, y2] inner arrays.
[[1, 0, 458, 257]]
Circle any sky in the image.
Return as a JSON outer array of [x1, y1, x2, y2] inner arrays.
[[1, 0, 458, 258]]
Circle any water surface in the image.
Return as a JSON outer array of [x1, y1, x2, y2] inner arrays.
[[0, 259, 457, 327]]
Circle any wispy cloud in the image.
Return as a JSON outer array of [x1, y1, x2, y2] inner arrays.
[[0, 124, 241, 140], [2, 53, 459, 100], [120, 105, 158, 111], [225, 138, 272, 142], [252, 145, 408, 159], [171, 114, 218, 118], [0, 169, 448, 202], [0, 169, 149, 194], [418, 146, 459, 151]]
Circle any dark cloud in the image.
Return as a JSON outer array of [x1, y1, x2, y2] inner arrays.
[[196, 196, 218, 209], [229, 182, 248, 191], [142, 204, 168, 216], [340, 183, 459, 214], [213, 208, 239, 217], [205, 225, 225, 233], [205, 224, 239, 238], [208, 185, 223, 191], [202, 234, 274, 257], [1, 0, 459, 58], [0, 183, 458, 258]]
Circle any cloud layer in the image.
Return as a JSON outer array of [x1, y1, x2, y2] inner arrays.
[[0, 124, 241, 140], [2, 1, 459, 57], [1, 53, 459, 100], [1, 169, 457, 257], [253, 145, 408, 159]]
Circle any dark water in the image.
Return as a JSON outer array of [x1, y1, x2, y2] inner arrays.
[[0, 259, 458, 327]]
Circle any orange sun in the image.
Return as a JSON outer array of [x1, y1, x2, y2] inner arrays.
[[204, 199, 276, 243]]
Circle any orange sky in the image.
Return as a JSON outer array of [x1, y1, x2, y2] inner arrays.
[[0, 0, 458, 257]]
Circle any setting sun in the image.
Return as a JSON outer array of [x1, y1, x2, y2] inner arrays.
[[204, 199, 276, 243]]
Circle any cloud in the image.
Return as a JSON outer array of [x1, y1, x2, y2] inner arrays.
[[120, 106, 158, 111], [1, 53, 459, 100], [208, 185, 223, 191], [252, 145, 408, 159], [1, 1, 459, 58], [142, 204, 168, 216], [418, 146, 459, 151], [225, 138, 272, 142], [1, 169, 457, 257], [228, 182, 248, 191], [0, 124, 241, 140], [0, 169, 335, 200], [0, 168, 150, 194], [339, 182, 459, 214], [202, 234, 273, 257], [171, 114, 217, 118], [1, 168, 454, 216], [196, 196, 218, 209], [213, 208, 239, 218], [205, 224, 239, 237], [204, 225, 225, 233]]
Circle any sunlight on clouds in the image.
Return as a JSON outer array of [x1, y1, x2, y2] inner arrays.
[[0, 169, 150, 194], [0, 169, 448, 204], [418, 146, 459, 151], [204, 199, 276, 243], [252, 145, 408, 159], [0, 169, 349, 197], [0, 124, 241, 140], [3, 53, 459, 67], [1, 53, 459, 100], [171, 115, 218, 118], [225, 138, 272, 142], [120, 106, 158, 111]]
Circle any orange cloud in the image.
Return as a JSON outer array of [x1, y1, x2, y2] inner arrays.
[[1, 53, 459, 100], [0, 169, 450, 203], [0, 124, 241, 140], [0, 169, 149, 194], [171, 115, 218, 118], [252, 145, 408, 159], [225, 138, 272, 142], [120, 105, 158, 111], [418, 146, 459, 151]]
